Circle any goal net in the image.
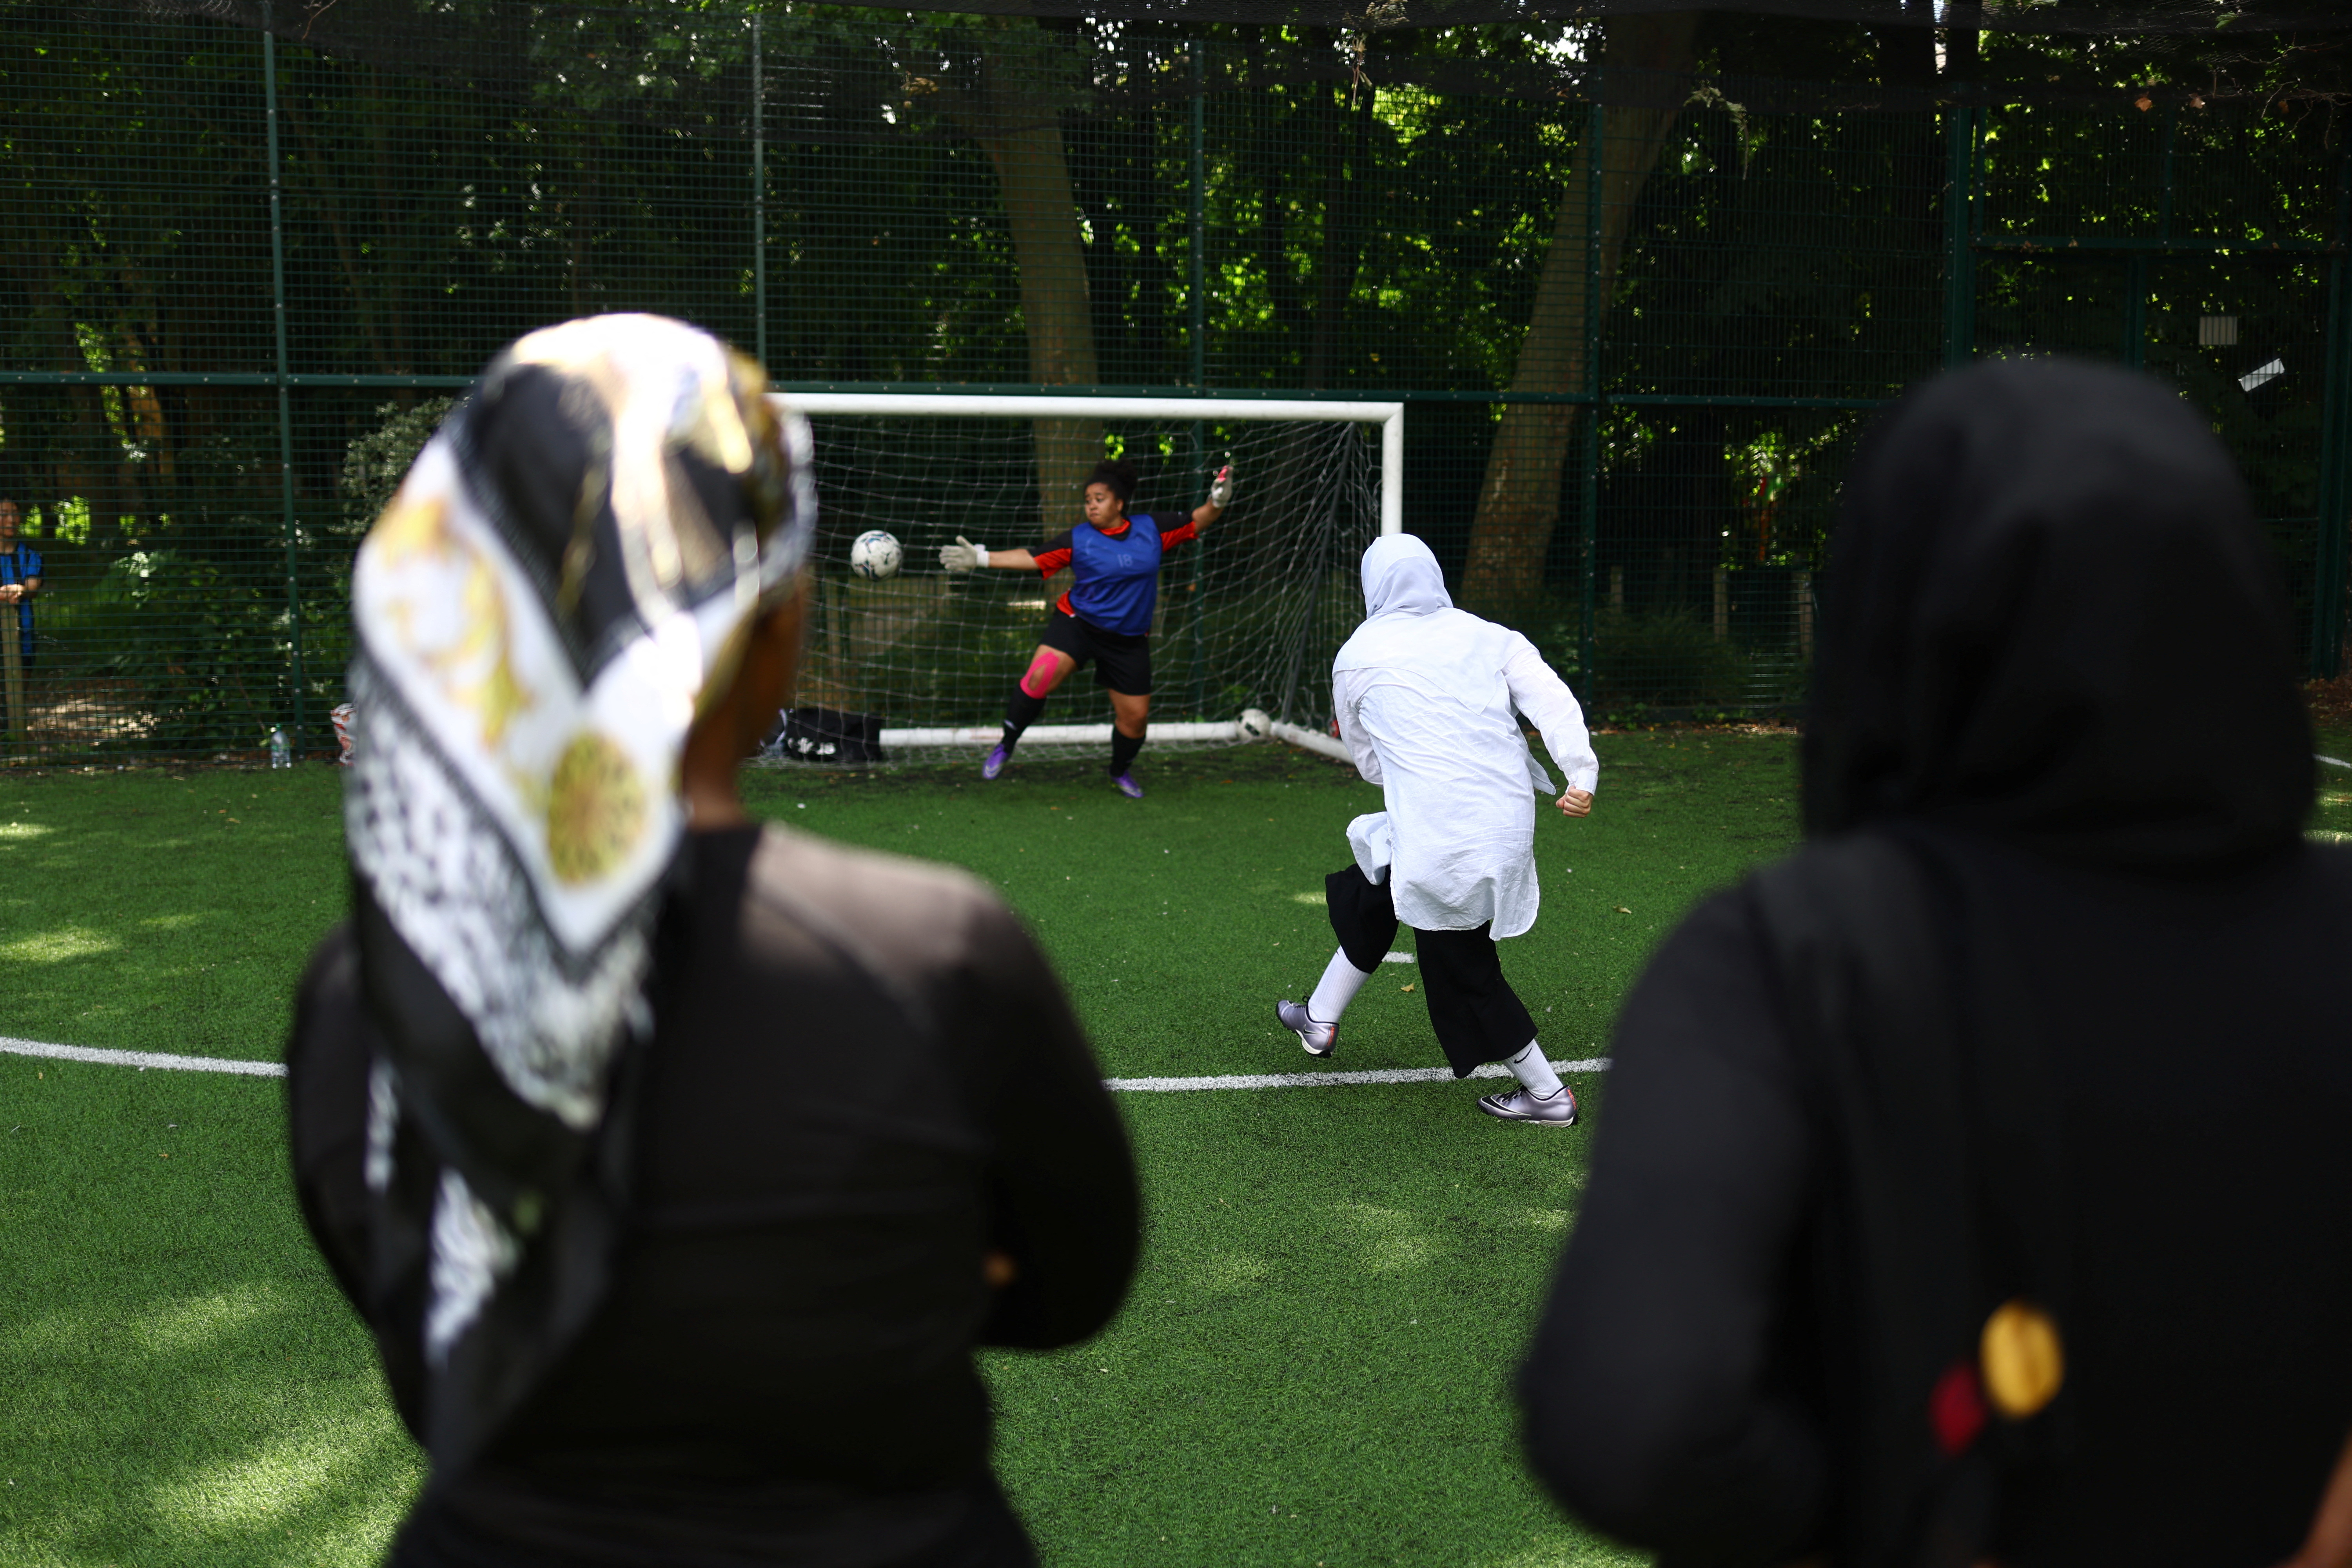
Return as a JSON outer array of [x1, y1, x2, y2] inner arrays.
[[773, 394, 1396, 757]]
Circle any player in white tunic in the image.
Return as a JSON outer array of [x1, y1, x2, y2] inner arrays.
[[1276, 534, 1599, 1123]]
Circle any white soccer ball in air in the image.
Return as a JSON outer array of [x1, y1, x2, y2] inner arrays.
[[1239, 708, 1274, 742], [848, 529, 902, 581]]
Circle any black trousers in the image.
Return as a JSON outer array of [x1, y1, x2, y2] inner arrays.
[[1324, 863, 1538, 1079]]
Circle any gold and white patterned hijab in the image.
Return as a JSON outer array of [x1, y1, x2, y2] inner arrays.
[[343, 315, 815, 1468]]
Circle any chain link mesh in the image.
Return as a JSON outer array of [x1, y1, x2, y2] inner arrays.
[[0, 3, 2343, 759]]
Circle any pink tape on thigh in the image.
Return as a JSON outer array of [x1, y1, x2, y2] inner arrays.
[[1019, 648, 1067, 699]]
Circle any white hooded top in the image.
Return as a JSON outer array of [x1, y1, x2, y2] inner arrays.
[[1331, 534, 1598, 939]]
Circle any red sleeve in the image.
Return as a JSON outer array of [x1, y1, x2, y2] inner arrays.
[[1156, 518, 1198, 553], [1033, 529, 1075, 579]]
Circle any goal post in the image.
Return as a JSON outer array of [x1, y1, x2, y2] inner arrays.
[[766, 393, 1398, 759]]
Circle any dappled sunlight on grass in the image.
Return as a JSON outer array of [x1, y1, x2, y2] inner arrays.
[[1185, 1249, 1272, 1296], [125, 1282, 287, 1359], [0, 1058, 421, 1567], [0, 926, 120, 964], [1331, 1201, 1434, 1274], [1489, 1537, 1657, 1568], [146, 1388, 417, 1543], [0, 768, 345, 1058]]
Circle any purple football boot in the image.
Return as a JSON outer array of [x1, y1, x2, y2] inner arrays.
[[982, 743, 1011, 780], [1110, 771, 1143, 799]]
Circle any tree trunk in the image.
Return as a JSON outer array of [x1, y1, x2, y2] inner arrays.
[[1460, 12, 1702, 615], [969, 34, 1101, 539]]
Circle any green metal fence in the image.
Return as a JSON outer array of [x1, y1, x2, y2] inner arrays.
[[0, 4, 2343, 759]]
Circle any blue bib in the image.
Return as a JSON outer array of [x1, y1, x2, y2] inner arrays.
[[1066, 517, 1166, 637]]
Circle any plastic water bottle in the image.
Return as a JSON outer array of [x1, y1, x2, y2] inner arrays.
[[269, 726, 291, 769]]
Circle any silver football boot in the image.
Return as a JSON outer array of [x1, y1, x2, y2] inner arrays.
[[1275, 1000, 1337, 1059], [1476, 1084, 1579, 1125]]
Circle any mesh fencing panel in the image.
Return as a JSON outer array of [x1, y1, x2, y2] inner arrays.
[[0, 3, 2343, 759]]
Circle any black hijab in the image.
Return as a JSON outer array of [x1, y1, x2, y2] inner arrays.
[[1804, 358, 2312, 875]]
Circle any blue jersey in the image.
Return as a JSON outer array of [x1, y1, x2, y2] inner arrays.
[[1036, 514, 1196, 637], [0, 544, 40, 660]]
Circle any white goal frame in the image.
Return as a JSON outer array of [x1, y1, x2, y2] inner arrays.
[[773, 393, 1403, 537], [770, 392, 1399, 761]]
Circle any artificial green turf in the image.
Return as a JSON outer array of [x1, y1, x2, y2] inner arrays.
[[4, 722, 2345, 1565], [0, 769, 349, 1060], [741, 733, 1802, 1081], [0, 1056, 418, 1565], [0, 729, 1790, 1568]]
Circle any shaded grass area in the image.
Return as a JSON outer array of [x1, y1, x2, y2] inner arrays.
[[0, 1056, 421, 1565], [2, 734, 1804, 1565]]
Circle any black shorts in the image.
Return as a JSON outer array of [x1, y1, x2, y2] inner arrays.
[[1039, 610, 1151, 696]]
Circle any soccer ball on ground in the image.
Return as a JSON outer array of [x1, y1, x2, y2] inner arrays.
[[1239, 708, 1274, 742], [848, 529, 903, 581]]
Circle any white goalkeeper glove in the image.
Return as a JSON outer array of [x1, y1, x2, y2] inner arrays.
[[1207, 460, 1234, 511], [938, 536, 990, 573]]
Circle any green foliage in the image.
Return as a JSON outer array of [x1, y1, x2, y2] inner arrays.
[[1592, 605, 1749, 709], [339, 399, 457, 538], [85, 543, 296, 753]]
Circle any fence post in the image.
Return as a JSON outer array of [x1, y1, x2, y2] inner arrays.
[[1942, 100, 1976, 370], [1577, 95, 1604, 706], [2122, 253, 2148, 370], [3, 612, 22, 751], [752, 10, 767, 370], [1189, 39, 1208, 715], [263, 4, 303, 754]]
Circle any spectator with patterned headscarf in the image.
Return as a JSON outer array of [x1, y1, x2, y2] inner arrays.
[[286, 316, 1138, 1568]]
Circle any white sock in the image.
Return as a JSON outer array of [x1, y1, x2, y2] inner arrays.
[[1505, 1040, 1564, 1099], [1308, 949, 1375, 1024]]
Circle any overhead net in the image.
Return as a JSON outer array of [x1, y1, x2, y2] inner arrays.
[[785, 405, 1381, 755]]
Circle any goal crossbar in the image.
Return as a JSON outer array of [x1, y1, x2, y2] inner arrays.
[[772, 393, 1404, 537]]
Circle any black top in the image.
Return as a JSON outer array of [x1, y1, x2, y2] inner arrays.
[[1519, 835, 2352, 1568], [289, 825, 1140, 1567]]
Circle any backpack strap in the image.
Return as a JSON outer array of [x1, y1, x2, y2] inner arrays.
[[1748, 829, 2071, 1568]]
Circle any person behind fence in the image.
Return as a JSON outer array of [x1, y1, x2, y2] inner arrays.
[[1517, 359, 2352, 1568], [0, 494, 44, 666], [284, 315, 1140, 1568], [1275, 532, 1599, 1125]]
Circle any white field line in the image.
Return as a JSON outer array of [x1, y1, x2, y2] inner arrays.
[[2321, 754, 2351, 770], [0, 1036, 287, 1077], [1107, 1058, 1611, 1093], [0, 1034, 1610, 1094]]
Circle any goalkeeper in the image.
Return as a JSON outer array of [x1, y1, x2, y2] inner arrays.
[[939, 455, 1232, 799]]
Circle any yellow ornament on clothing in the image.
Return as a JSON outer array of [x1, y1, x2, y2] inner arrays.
[[1980, 1299, 2064, 1420]]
